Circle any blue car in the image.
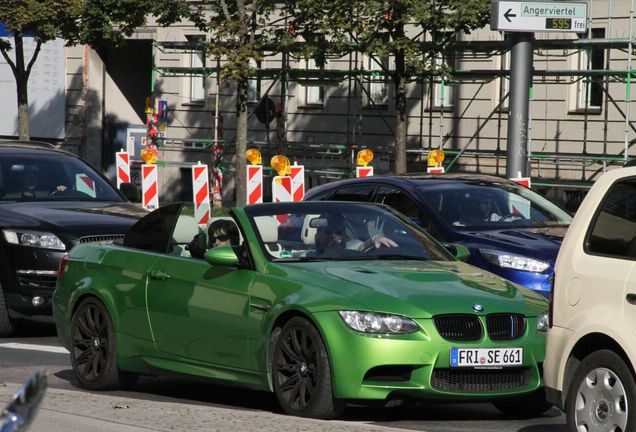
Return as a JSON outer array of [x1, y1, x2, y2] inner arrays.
[[304, 174, 572, 298]]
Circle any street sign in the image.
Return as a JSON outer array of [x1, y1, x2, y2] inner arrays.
[[491, 1, 587, 33]]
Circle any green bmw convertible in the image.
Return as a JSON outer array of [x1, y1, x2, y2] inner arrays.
[[53, 201, 551, 419]]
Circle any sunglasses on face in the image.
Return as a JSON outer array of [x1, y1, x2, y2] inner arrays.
[[210, 233, 230, 243]]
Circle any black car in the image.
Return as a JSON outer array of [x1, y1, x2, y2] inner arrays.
[[304, 174, 573, 298], [0, 140, 146, 336]]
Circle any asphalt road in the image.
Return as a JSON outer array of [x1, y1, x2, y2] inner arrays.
[[0, 320, 567, 432]]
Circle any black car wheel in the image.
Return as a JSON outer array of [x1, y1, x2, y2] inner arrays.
[[566, 350, 636, 432], [492, 388, 553, 418], [70, 298, 127, 390], [272, 317, 344, 419], [0, 283, 16, 337]]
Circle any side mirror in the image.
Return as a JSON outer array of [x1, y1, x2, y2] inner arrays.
[[445, 243, 470, 261], [120, 182, 140, 203], [1, 371, 47, 432], [205, 246, 239, 267]]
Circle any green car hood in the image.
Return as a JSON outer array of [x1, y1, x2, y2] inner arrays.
[[281, 260, 548, 319]]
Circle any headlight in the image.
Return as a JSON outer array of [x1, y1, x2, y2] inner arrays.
[[338, 311, 420, 334], [480, 249, 550, 273], [2, 229, 66, 251], [536, 311, 550, 332]]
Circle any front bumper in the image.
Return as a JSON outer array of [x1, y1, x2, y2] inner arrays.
[[2, 244, 65, 317], [314, 312, 546, 401]]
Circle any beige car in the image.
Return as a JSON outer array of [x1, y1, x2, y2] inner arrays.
[[544, 166, 636, 431]]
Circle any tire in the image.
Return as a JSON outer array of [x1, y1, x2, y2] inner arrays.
[[70, 298, 127, 390], [492, 388, 553, 418], [272, 317, 344, 419], [0, 283, 17, 337], [566, 350, 636, 432]]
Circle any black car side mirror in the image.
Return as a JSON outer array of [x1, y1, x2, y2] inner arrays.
[[120, 182, 140, 203]]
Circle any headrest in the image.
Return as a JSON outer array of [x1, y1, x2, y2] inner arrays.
[[254, 216, 278, 243], [173, 215, 200, 243], [301, 214, 320, 245]]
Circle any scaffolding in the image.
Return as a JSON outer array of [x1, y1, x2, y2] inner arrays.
[[149, 1, 636, 201]]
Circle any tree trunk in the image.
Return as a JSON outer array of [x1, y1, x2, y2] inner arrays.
[[14, 34, 30, 141], [234, 79, 248, 205], [394, 50, 407, 175]]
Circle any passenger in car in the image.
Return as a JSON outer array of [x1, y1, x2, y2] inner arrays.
[[187, 219, 239, 259]]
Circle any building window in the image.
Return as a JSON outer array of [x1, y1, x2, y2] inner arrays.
[[495, 46, 510, 111], [302, 58, 324, 106], [247, 58, 261, 104], [430, 34, 455, 111], [185, 35, 205, 104], [365, 55, 389, 106], [576, 28, 605, 112]]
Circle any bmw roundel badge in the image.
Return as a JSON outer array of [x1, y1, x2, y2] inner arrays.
[[472, 304, 484, 312]]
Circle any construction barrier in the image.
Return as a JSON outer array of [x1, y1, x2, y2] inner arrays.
[[246, 165, 263, 204], [116, 151, 130, 188], [272, 175, 292, 223], [192, 163, 211, 226], [356, 166, 374, 177], [290, 165, 305, 202], [141, 164, 159, 211]]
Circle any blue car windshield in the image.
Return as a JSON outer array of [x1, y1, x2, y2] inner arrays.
[[246, 202, 453, 262], [0, 154, 123, 202], [415, 183, 572, 230]]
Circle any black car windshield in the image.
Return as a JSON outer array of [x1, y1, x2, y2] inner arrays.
[[245, 202, 453, 262], [0, 153, 123, 202], [415, 182, 572, 230]]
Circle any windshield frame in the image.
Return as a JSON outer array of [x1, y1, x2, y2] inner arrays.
[[244, 201, 454, 263]]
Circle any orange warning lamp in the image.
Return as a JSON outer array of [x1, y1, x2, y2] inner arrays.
[[141, 147, 158, 164], [246, 148, 262, 165], [271, 155, 291, 176], [427, 149, 445, 167], [356, 149, 374, 166]]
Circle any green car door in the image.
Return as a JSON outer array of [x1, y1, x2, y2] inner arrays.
[[146, 253, 255, 369]]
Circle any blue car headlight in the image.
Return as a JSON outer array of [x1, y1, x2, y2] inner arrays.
[[338, 311, 420, 334], [2, 229, 66, 251], [480, 249, 550, 273]]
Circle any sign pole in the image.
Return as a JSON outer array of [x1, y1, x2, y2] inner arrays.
[[506, 32, 533, 179]]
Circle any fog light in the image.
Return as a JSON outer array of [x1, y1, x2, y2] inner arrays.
[[31, 296, 45, 307]]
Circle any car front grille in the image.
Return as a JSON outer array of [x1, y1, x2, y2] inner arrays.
[[78, 234, 125, 245], [487, 314, 526, 340], [431, 367, 531, 392], [15, 270, 58, 290], [433, 315, 482, 341], [433, 314, 527, 342]]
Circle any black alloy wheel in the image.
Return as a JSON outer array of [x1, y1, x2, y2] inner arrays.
[[70, 298, 128, 390], [272, 317, 343, 419]]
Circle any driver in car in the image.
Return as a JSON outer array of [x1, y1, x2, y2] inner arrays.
[[315, 214, 397, 253]]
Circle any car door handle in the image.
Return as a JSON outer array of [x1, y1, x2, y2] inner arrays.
[[149, 270, 171, 281], [627, 293, 636, 305]]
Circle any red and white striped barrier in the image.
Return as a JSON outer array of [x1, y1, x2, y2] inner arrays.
[[246, 165, 263, 204], [290, 165, 305, 202], [142, 164, 159, 211], [427, 166, 445, 174], [272, 175, 292, 223], [356, 166, 374, 177], [116, 152, 130, 188], [192, 164, 211, 226], [76, 174, 96, 198]]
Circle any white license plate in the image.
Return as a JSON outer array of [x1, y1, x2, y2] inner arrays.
[[450, 347, 523, 367]]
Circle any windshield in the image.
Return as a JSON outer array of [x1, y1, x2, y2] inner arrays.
[[415, 182, 572, 230], [0, 153, 123, 202], [245, 202, 452, 262]]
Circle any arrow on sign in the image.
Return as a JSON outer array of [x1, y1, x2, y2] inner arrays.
[[504, 8, 517, 22]]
